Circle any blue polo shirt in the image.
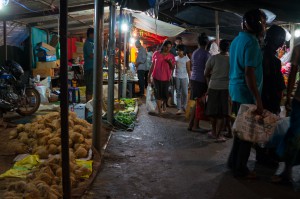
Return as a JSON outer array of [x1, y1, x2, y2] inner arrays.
[[229, 32, 263, 104], [83, 38, 94, 71]]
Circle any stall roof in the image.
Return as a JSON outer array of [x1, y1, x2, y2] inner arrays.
[[132, 13, 185, 37]]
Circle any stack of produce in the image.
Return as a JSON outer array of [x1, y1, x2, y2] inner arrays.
[[3, 156, 90, 199], [4, 112, 94, 199], [9, 112, 92, 159], [114, 98, 137, 126]]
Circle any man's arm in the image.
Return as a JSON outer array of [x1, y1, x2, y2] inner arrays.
[[186, 61, 191, 79], [245, 67, 263, 114]]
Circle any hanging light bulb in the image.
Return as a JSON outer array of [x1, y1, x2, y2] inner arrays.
[[0, 0, 9, 10]]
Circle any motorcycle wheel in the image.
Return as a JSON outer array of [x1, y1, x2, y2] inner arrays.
[[16, 88, 41, 116]]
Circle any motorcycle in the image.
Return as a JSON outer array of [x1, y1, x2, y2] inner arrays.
[[0, 61, 41, 116]]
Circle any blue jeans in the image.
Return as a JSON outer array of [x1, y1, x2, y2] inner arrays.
[[175, 77, 188, 110]]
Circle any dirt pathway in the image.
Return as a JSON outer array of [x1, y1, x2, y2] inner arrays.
[[83, 103, 300, 199]]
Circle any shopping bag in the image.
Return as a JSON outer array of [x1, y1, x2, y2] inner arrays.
[[146, 86, 157, 113], [232, 104, 280, 144]]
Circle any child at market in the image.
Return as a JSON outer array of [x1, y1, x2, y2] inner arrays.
[[204, 40, 230, 142], [174, 45, 191, 115]]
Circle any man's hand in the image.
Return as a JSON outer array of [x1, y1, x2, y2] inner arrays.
[[255, 98, 264, 115], [165, 59, 172, 64]]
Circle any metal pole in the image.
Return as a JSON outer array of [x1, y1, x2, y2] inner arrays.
[[3, 21, 7, 61], [118, 8, 123, 100], [93, 0, 104, 151], [215, 11, 220, 45], [107, 1, 116, 124], [290, 23, 295, 52], [59, 0, 71, 198], [122, 30, 127, 98], [29, 26, 33, 78]]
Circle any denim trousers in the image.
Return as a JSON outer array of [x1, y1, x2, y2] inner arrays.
[[175, 77, 188, 110]]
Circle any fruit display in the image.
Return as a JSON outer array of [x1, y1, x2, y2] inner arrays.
[[9, 112, 92, 159], [3, 112, 94, 199]]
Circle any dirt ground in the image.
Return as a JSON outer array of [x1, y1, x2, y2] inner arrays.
[[83, 102, 300, 199]]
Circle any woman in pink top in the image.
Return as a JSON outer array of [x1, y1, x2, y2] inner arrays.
[[148, 40, 175, 114]]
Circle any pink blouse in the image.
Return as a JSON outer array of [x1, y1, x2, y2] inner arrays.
[[151, 51, 175, 81]]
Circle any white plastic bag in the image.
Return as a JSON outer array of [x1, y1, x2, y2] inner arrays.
[[146, 86, 157, 113], [233, 104, 280, 144]]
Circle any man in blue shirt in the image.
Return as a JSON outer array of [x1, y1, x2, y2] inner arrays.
[[228, 9, 267, 178], [83, 28, 94, 102]]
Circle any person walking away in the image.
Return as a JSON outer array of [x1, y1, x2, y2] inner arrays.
[[272, 44, 300, 184], [148, 40, 175, 115], [204, 40, 230, 142], [135, 40, 147, 97], [145, 47, 153, 89], [257, 25, 286, 166], [188, 33, 210, 132], [227, 9, 267, 178], [174, 45, 191, 115], [83, 28, 94, 102]]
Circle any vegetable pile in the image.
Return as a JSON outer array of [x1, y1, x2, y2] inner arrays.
[[9, 112, 92, 159], [4, 112, 94, 199], [114, 98, 137, 127]]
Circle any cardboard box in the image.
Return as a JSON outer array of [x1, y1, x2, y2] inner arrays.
[[33, 68, 54, 78], [38, 42, 56, 52], [72, 52, 83, 59], [36, 61, 57, 69]]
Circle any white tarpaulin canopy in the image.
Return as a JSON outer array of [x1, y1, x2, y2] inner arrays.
[[132, 13, 185, 37]]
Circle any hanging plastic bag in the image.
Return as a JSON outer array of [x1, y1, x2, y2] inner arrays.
[[146, 86, 157, 113]]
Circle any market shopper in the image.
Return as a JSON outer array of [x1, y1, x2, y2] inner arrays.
[[135, 40, 148, 96], [174, 45, 191, 115], [227, 9, 267, 178], [272, 44, 300, 184], [83, 28, 94, 102], [255, 25, 287, 166], [188, 33, 210, 132], [262, 25, 286, 115], [148, 40, 175, 115], [204, 40, 230, 142]]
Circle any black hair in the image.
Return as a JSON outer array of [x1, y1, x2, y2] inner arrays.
[[265, 25, 286, 49], [198, 32, 209, 47], [219, 40, 230, 52], [135, 40, 141, 45], [160, 40, 172, 52], [243, 9, 266, 35], [175, 36, 182, 41], [176, 44, 185, 52], [87, 28, 94, 37]]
